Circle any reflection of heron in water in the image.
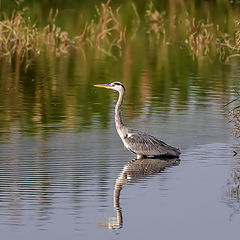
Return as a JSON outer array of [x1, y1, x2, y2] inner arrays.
[[106, 157, 180, 229], [94, 82, 180, 159]]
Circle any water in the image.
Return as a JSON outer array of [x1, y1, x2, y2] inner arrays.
[[0, 59, 240, 239]]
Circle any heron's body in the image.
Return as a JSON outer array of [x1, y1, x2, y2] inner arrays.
[[94, 82, 180, 159]]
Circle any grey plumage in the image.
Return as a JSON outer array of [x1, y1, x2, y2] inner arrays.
[[122, 127, 180, 157], [94, 82, 180, 159]]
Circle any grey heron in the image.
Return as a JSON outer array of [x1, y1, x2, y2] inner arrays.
[[94, 82, 180, 159]]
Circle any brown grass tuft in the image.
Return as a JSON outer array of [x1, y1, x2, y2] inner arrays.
[[0, 8, 40, 66]]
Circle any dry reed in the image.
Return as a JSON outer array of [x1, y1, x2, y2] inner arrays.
[[42, 9, 70, 56], [145, 4, 166, 41], [1, 0, 240, 68], [76, 0, 126, 56], [0, 8, 40, 66], [185, 18, 214, 57]]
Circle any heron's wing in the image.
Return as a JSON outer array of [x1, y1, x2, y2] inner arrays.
[[124, 129, 180, 156]]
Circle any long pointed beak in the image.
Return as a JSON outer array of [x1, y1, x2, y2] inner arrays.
[[94, 84, 110, 88]]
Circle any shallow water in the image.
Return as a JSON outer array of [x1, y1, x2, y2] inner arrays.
[[1, 58, 240, 240]]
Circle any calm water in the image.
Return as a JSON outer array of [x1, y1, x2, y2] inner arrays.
[[0, 56, 240, 240]]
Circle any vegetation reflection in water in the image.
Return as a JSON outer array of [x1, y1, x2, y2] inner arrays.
[[1, 0, 240, 137], [100, 157, 180, 229], [0, 46, 236, 137]]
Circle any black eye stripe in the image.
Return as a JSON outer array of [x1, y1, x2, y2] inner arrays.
[[113, 82, 123, 86], [110, 82, 125, 90]]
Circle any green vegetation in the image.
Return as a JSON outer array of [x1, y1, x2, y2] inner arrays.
[[1, 0, 240, 68]]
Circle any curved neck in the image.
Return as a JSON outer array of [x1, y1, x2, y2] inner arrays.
[[115, 89, 124, 128]]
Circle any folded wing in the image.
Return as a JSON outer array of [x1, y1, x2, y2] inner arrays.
[[123, 128, 180, 157]]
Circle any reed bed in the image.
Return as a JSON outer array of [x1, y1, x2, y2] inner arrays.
[[1, 0, 240, 68], [42, 9, 70, 56], [73, 0, 126, 57], [0, 9, 40, 67]]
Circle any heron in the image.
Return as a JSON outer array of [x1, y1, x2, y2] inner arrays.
[[94, 82, 180, 159]]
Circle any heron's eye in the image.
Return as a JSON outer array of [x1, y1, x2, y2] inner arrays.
[[111, 83, 115, 86]]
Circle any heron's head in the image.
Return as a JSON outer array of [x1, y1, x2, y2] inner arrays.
[[94, 82, 125, 92]]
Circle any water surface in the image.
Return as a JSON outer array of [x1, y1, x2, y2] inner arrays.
[[1, 59, 240, 239]]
